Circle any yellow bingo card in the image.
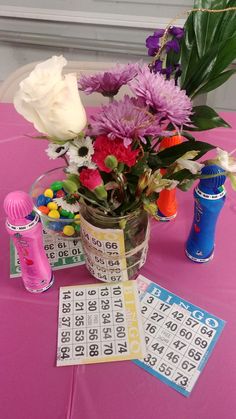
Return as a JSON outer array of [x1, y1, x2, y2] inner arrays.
[[57, 281, 146, 366], [80, 215, 128, 282]]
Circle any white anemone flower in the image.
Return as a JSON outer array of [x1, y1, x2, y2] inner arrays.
[[67, 136, 94, 167], [45, 142, 69, 159], [175, 151, 204, 174], [67, 160, 96, 175]]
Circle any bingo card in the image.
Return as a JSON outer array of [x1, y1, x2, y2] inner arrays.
[[57, 281, 146, 366], [10, 228, 84, 278], [135, 275, 225, 396]]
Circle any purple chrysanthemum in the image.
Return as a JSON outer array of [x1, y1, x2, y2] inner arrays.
[[78, 63, 138, 97], [129, 66, 192, 128], [90, 95, 164, 147]]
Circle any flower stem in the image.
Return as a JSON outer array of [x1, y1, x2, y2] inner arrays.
[[60, 154, 69, 166], [78, 191, 116, 215], [199, 171, 227, 179]]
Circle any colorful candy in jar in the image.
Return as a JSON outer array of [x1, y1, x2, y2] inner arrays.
[[35, 181, 81, 237]]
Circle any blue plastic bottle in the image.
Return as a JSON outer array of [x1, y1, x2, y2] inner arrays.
[[185, 165, 226, 263]]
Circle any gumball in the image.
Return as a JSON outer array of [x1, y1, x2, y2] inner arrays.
[[63, 225, 75, 236], [44, 197, 52, 205], [50, 181, 63, 191], [48, 221, 63, 232], [56, 189, 65, 198], [60, 209, 70, 218], [74, 214, 80, 224], [36, 194, 46, 207], [48, 209, 60, 219], [47, 201, 58, 210], [74, 224, 81, 233], [38, 205, 50, 215], [44, 189, 54, 199]]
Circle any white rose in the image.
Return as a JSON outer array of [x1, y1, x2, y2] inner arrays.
[[14, 55, 87, 140]]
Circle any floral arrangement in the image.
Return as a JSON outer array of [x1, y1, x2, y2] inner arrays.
[[14, 0, 236, 218]]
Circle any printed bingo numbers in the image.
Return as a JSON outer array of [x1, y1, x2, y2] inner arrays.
[[10, 229, 84, 278], [80, 215, 129, 282], [57, 281, 146, 366], [135, 275, 225, 396]]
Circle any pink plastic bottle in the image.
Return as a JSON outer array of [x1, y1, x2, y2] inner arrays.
[[4, 191, 54, 293]]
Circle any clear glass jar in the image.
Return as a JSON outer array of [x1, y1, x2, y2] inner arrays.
[[80, 200, 150, 282], [30, 166, 80, 240]]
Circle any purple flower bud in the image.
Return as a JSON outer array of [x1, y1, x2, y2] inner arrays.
[[146, 35, 159, 49], [168, 26, 184, 39], [148, 47, 159, 57], [165, 39, 180, 53], [154, 29, 165, 38], [153, 59, 163, 74], [162, 66, 173, 80]]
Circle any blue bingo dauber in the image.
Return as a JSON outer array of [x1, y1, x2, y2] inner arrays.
[[186, 164, 226, 263]]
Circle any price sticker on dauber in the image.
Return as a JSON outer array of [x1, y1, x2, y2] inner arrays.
[[57, 281, 146, 366], [135, 275, 226, 397]]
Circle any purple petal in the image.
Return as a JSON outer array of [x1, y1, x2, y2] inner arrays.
[[154, 59, 163, 73], [165, 39, 180, 53], [162, 66, 173, 79], [78, 63, 138, 97], [154, 29, 165, 38], [146, 35, 159, 49], [148, 47, 159, 57], [128, 66, 192, 128], [168, 26, 184, 39]]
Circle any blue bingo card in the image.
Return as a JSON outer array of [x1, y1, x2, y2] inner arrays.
[[135, 275, 225, 397]]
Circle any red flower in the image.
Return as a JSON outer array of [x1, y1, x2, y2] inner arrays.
[[79, 168, 103, 191], [92, 135, 139, 173]]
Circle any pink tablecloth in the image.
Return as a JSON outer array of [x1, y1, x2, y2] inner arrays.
[[0, 104, 236, 419]]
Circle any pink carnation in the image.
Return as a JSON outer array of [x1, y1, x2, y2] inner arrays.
[[79, 168, 103, 191], [92, 135, 139, 172]]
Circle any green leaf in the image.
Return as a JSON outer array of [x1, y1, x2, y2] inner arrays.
[[186, 105, 231, 131], [181, 131, 197, 141], [178, 178, 196, 191], [182, 41, 220, 96], [149, 140, 215, 168], [195, 68, 236, 95], [180, 1, 236, 97], [167, 168, 197, 182], [130, 155, 148, 175], [147, 154, 163, 170], [180, 12, 199, 87], [193, 0, 235, 57]]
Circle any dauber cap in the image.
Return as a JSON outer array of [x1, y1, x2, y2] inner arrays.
[[4, 191, 34, 220], [199, 165, 226, 189]]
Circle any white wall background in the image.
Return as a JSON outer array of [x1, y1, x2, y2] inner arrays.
[[0, 0, 235, 111]]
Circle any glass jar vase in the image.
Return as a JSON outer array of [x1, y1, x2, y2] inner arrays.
[[30, 166, 81, 239], [79, 200, 150, 282]]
